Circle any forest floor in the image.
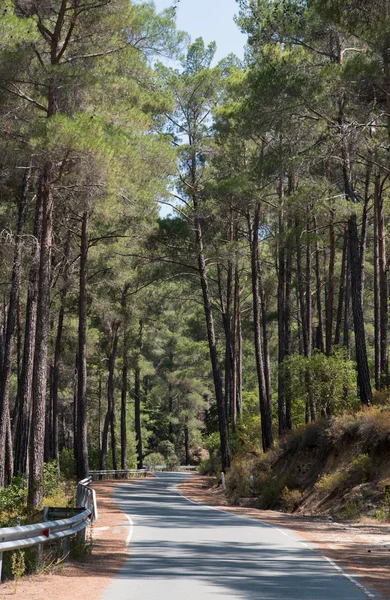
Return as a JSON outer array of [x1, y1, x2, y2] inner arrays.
[[179, 476, 390, 600]]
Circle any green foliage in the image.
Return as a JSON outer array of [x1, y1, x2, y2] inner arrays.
[[144, 452, 165, 469], [280, 350, 358, 424], [0, 475, 27, 515], [315, 471, 348, 494], [11, 550, 26, 591], [280, 487, 303, 512]]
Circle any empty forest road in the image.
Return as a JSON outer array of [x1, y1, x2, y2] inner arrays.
[[101, 473, 379, 600]]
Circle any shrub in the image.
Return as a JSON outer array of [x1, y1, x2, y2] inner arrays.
[[280, 487, 302, 512], [315, 471, 348, 494], [144, 452, 165, 469], [348, 454, 373, 484], [0, 476, 27, 515], [258, 478, 284, 509]]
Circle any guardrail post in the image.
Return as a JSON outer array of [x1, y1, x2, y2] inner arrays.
[[37, 543, 44, 571], [221, 472, 226, 490], [0, 551, 3, 582], [250, 475, 254, 496]]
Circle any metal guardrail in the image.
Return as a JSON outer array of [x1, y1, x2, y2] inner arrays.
[[90, 466, 198, 477], [146, 465, 198, 472], [89, 469, 150, 481], [76, 476, 98, 519], [0, 476, 96, 582]]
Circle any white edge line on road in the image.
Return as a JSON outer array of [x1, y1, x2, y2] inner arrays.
[[125, 513, 134, 546], [177, 485, 379, 600]]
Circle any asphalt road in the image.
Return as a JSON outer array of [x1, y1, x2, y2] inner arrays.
[[101, 472, 377, 600]]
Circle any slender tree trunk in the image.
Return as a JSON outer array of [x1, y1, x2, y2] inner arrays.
[[285, 222, 293, 430], [360, 164, 371, 294], [236, 271, 243, 418], [121, 284, 130, 470], [0, 168, 30, 485], [344, 250, 351, 355], [374, 181, 381, 391], [339, 94, 372, 406], [28, 163, 55, 508], [249, 205, 273, 451], [184, 425, 190, 466], [326, 208, 335, 355], [334, 227, 348, 347], [193, 202, 230, 469], [277, 216, 287, 436], [296, 220, 309, 357], [377, 177, 388, 385], [306, 210, 312, 356], [76, 212, 89, 479], [313, 218, 324, 352], [14, 191, 42, 475], [134, 320, 143, 469], [108, 324, 119, 472], [259, 257, 272, 416], [348, 214, 373, 405], [51, 231, 72, 471]]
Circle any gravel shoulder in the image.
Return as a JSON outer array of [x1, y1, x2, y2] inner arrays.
[[179, 476, 390, 600]]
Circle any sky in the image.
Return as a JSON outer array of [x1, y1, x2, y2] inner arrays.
[[153, 0, 246, 62]]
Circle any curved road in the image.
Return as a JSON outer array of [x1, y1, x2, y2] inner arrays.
[[101, 473, 377, 600]]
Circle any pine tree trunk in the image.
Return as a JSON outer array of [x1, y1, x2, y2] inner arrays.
[[259, 257, 272, 416], [51, 231, 72, 471], [249, 205, 273, 451], [285, 222, 293, 430], [184, 426, 190, 466], [28, 163, 55, 508], [306, 211, 312, 357], [277, 217, 287, 435], [326, 208, 335, 355], [236, 270, 243, 418], [14, 191, 42, 475], [193, 204, 230, 470], [135, 320, 143, 470], [121, 286, 130, 470], [0, 169, 30, 485], [313, 218, 324, 352], [376, 178, 388, 385], [334, 227, 348, 347], [76, 211, 89, 480], [348, 214, 373, 405], [108, 324, 119, 472], [374, 179, 381, 391]]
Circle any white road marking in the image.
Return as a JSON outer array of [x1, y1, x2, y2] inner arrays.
[[125, 513, 134, 546]]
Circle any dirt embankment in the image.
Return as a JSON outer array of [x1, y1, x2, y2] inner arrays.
[[179, 476, 390, 600]]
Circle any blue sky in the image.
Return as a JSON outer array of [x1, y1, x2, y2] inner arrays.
[[153, 0, 246, 62]]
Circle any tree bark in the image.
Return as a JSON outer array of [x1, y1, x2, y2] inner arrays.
[[326, 208, 335, 355], [14, 190, 42, 475], [334, 227, 348, 347], [51, 230, 72, 471], [134, 320, 143, 469], [76, 211, 89, 480], [193, 203, 230, 470], [121, 284, 130, 470], [249, 205, 273, 451], [374, 179, 381, 391], [28, 163, 55, 508], [348, 214, 373, 405]]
